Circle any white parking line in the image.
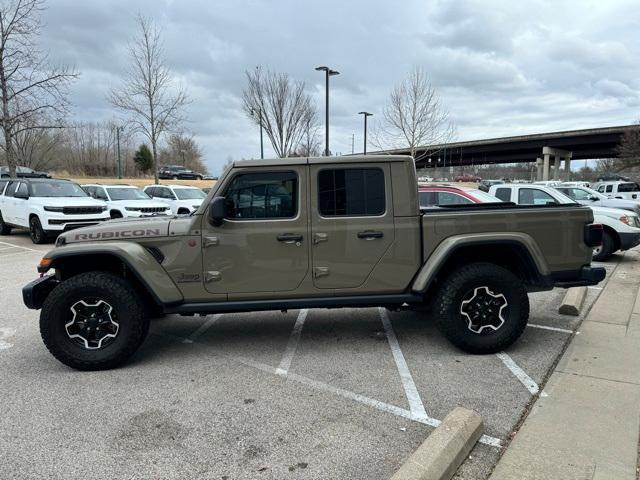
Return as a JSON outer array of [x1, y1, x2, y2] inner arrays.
[[182, 314, 222, 343], [379, 308, 429, 422], [527, 323, 574, 334], [496, 352, 539, 395], [0, 328, 16, 351], [0, 250, 40, 259], [276, 309, 308, 376], [587, 286, 603, 291], [237, 353, 503, 448], [0, 241, 38, 252]]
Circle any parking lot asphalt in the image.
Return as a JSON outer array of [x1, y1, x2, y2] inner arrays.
[[0, 232, 619, 479]]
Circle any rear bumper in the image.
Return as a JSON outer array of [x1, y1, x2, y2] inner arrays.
[[22, 275, 58, 310], [553, 266, 606, 288], [618, 232, 640, 251]]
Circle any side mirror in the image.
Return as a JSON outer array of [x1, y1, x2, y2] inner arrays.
[[589, 195, 599, 202], [207, 196, 226, 226]]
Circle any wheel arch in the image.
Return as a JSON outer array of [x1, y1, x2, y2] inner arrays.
[[601, 224, 621, 251], [411, 234, 551, 296], [41, 242, 183, 307]]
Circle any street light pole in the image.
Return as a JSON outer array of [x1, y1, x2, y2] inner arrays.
[[358, 111, 373, 155], [116, 126, 123, 179], [315, 66, 339, 156]]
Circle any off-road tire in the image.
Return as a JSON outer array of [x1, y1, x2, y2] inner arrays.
[[0, 211, 11, 235], [29, 216, 47, 244], [40, 272, 150, 370], [592, 230, 614, 261], [435, 262, 529, 354]]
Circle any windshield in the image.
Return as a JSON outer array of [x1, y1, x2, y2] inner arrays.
[[618, 182, 640, 192], [469, 189, 502, 202], [31, 181, 88, 197], [107, 187, 150, 201], [174, 188, 206, 200]]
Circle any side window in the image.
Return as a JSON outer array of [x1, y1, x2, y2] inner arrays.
[[164, 188, 177, 200], [15, 182, 28, 197], [146, 187, 156, 197], [436, 192, 472, 205], [156, 188, 168, 198], [571, 189, 592, 201], [494, 188, 511, 202], [0, 180, 7, 195], [605, 185, 613, 193], [95, 187, 108, 200], [224, 171, 298, 219], [419, 191, 437, 206], [4, 181, 17, 197], [82, 186, 94, 197], [518, 188, 557, 205], [318, 168, 385, 216]]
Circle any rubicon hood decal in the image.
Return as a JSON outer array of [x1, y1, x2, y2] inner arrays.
[[74, 228, 163, 241]]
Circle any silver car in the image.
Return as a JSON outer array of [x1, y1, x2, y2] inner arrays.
[[555, 184, 640, 215]]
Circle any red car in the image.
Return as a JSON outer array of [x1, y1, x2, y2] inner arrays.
[[454, 174, 481, 182], [418, 185, 501, 208]]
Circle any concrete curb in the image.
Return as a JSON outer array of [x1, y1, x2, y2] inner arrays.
[[391, 407, 483, 480], [558, 286, 587, 316]]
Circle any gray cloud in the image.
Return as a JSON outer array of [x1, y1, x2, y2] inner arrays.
[[39, 0, 640, 173]]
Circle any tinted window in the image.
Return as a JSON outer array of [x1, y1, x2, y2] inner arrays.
[[436, 192, 472, 205], [419, 191, 437, 206], [225, 171, 297, 219], [146, 187, 156, 197], [618, 182, 640, 192], [15, 182, 28, 197], [0, 180, 6, 194], [4, 181, 17, 197], [597, 185, 605, 193], [494, 188, 511, 202], [318, 168, 385, 216], [518, 188, 557, 205], [605, 185, 613, 193]]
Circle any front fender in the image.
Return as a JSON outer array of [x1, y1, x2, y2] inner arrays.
[[411, 233, 551, 293], [39, 241, 183, 305]]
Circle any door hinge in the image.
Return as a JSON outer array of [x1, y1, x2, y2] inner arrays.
[[313, 233, 328, 244], [313, 267, 329, 278], [204, 271, 222, 283], [203, 236, 219, 248]]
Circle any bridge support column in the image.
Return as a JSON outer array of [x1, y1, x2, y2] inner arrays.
[[553, 155, 561, 180], [543, 153, 550, 181], [564, 157, 572, 180], [536, 158, 543, 181]]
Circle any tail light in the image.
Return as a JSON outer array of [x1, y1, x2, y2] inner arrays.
[[584, 224, 603, 247]]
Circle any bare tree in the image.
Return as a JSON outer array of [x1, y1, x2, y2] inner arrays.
[[12, 113, 62, 169], [614, 123, 640, 172], [293, 113, 321, 157], [0, 0, 78, 177], [242, 67, 316, 158], [109, 15, 189, 184], [158, 132, 207, 173], [373, 67, 454, 159]]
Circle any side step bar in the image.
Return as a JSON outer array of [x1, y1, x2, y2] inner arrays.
[[164, 293, 422, 315]]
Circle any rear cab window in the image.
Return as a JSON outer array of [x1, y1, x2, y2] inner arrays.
[[618, 182, 640, 192], [494, 188, 511, 202], [518, 188, 557, 205]]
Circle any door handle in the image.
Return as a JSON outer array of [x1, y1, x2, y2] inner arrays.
[[357, 230, 384, 240], [277, 233, 303, 244]]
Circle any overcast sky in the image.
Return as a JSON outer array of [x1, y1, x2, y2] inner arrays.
[[42, 0, 640, 174]]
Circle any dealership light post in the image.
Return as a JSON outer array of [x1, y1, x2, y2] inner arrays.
[[358, 111, 373, 155], [315, 66, 340, 156]]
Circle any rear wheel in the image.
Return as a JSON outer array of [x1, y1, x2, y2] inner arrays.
[[592, 230, 614, 261], [40, 272, 149, 370], [29, 216, 47, 244], [435, 262, 529, 354], [0, 211, 11, 235]]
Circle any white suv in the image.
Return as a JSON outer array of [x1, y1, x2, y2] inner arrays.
[[81, 184, 171, 219], [143, 184, 206, 214], [0, 178, 110, 244]]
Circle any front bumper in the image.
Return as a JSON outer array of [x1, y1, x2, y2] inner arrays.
[[553, 266, 607, 288], [22, 275, 59, 310], [618, 232, 640, 251], [46, 216, 110, 231]]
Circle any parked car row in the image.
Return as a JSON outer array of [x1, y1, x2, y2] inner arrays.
[[0, 177, 210, 244], [0, 165, 51, 178]]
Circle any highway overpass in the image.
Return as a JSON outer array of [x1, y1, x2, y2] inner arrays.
[[373, 124, 638, 181]]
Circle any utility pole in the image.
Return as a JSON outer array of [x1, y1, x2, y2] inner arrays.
[[116, 126, 123, 179], [251, 107, 264, 159], [351, 134, 354, 154], [358, 111, 373, 155], [315, 65, 340, 156]]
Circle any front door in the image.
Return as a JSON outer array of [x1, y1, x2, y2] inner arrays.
[[202, 166, 309, 295], [309, 163, 394, 289]]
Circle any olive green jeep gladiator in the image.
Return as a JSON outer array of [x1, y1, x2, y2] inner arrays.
[[23, 156, 605, 370]]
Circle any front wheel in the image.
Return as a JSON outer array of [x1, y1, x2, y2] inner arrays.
[[435, 262, 529, 354], [29, 216, 47, 244], [40, 272, 150, 370], [592, 230, 614, 261]]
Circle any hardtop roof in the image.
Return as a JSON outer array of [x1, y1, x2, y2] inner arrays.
[[233, 155, 412, 168]]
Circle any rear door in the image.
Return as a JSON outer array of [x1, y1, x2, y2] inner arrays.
[[13, 182, 29, 226], [2, 181, 18, 223], [309, 163, 394, 289]]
